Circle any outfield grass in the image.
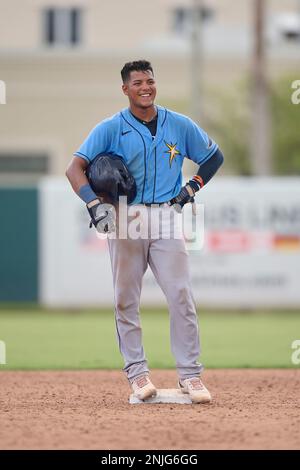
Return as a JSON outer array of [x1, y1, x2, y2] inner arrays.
[[0, 309, 299, 369]]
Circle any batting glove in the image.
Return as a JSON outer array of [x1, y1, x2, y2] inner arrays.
[[87, 200, 116, 233], [169, 183, 196, 213]]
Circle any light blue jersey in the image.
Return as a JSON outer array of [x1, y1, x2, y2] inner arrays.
[[74, 105, 218, 204]]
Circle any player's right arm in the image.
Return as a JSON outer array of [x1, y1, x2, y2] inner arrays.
[[65, 156, 91, 196], [66, 156, 115, 234]]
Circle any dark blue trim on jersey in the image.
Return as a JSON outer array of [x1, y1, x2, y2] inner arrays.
[[184, 144, 218, 167], [74, 151, 91, 162], [120, 112, 147, 202], [152, 147, 157, 202], [200, 145, 219, 165], [161, 108, 168, 127]]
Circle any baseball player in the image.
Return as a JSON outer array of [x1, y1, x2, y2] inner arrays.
[[66, 60, 224, 403]]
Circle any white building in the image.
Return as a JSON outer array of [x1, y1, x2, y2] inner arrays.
[[0, 0, 299, 180]]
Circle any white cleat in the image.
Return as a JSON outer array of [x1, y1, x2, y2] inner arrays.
[[131, 375, 157, 401], [179, 377, 212, 404]]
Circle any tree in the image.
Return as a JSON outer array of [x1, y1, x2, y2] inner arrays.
[[209, 75, 300, 175]]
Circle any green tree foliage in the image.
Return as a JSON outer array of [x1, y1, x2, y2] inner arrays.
[[272, 77, 300, 175], [209, 76, 300, 175], [208, 83, 251, 175]]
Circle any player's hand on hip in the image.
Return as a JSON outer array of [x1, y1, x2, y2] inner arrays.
[[169, 183, 195, 213], [87, 200, 116, 233]]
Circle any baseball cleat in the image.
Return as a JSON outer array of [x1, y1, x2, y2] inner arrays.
[[131, 375, 157, 400], [178, 377, 212, 404]]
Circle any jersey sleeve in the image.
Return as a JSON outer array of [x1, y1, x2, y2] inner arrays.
[[185, 118, 218, 165], [73, 121, 111, 162]]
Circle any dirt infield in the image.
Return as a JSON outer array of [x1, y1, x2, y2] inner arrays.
[[0, 369, 299, 450]]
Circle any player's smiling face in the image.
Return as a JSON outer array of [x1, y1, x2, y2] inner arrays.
[[122, 70, 157, 113]]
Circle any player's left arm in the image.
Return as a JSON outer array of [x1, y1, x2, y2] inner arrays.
[[188, 147, 224, 192], [170, 120, 224, 209], [170, 149, 223, 209]]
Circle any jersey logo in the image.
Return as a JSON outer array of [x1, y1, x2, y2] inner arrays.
[[121, 130, 132, 136], [164, 141, 181, 168]]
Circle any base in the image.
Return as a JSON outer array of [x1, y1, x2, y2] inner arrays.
[[129, 388, 192, 405]]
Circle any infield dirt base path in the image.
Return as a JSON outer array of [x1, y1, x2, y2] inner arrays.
[[1, 369, 299, 450]]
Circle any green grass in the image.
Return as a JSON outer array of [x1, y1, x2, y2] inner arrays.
[[0, 309, 299, 370]]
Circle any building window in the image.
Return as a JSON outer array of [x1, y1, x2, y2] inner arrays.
[[44, 8, 82, 46], [0, 153, 49, 177], [172, 5, 214, 35]]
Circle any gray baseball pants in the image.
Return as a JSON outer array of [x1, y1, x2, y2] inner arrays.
[[107, 205, 203, 383]]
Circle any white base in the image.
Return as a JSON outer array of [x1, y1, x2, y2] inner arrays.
[[129, 388, 192, 404]]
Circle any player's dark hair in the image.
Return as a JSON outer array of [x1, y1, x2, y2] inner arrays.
[[121, 60, 154, 83]]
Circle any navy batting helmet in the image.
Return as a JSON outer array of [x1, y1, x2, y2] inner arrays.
[[85, 154, 137, 204]]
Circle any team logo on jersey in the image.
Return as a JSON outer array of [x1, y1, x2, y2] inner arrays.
[[164, 141, 181, 168]]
